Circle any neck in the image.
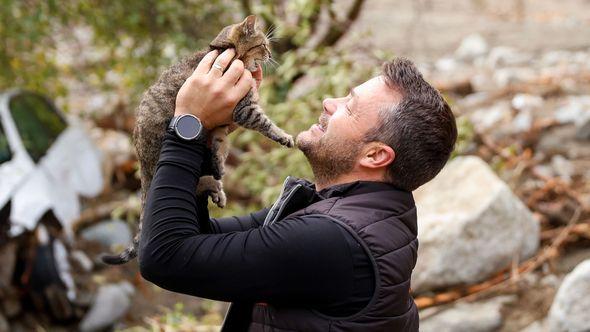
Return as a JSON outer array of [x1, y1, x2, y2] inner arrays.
[[314, 171, 386, 192]]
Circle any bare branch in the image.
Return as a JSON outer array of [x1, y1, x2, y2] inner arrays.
[[239, 0, 253, 15], [317, 0, 366, 48]]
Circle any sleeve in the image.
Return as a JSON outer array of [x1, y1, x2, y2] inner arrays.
[[138, 132, 355, 305], [208, 207, 270, 233]]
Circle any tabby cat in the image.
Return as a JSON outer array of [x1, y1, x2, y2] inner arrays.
[[101, 15, 294, 265]]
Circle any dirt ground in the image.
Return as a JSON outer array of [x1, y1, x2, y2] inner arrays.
[[344, 0, 590, 62]]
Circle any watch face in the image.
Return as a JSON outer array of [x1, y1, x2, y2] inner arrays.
[[176, 115, 201, 140]]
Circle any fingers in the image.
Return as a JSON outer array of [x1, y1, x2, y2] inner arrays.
[[209, 49, 236, 77], [221, 59, 245, 85], [194, 50, 219, 75], [232, 69, 253, 99], [252, 64, 263, 85]]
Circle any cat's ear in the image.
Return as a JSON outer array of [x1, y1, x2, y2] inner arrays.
[[210, 26, 234, 49], [241, 15, 257, 35]]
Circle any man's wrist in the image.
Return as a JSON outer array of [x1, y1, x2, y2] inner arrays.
[[174, 109, 213, 130]]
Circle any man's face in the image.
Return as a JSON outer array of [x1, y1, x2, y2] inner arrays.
[[296, 76, 401, 184]]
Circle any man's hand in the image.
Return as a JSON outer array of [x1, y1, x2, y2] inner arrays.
[[174, 49, 254, 130]]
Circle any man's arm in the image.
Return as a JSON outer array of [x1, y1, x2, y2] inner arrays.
[[194, 147, 270, 233], [138, 133, 355, 305], [195, 194, 269, 233], [210, 208, 270, 233]]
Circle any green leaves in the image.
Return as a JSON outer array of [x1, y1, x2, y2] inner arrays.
[[1, 0, 375, 218]]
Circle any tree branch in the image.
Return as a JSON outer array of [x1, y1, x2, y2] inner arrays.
[[317, 0, 365, 48], [239, 0, 253, 15]]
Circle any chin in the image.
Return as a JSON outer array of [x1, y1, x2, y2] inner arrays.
[[295, 130, 314, 149]]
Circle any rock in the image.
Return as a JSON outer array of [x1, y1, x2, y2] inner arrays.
[[435, 57, 460, 72], [554, 96, 590, 124], [493, 67, 536, 88], [550, 155, 574, 184], [484, 46, 531, 68], [71, 249, 94, 272], [548, 260, 590, 332], [575, 110, 590, 140], [80, 219, 132, 249], [537, 125, 590, 159], [522, 320, 548, 332], [541, 50, 572, 66], [512, 94, 544, 112], [511, 110, 533, 133], [79, 281, 135, 332], [455, 34, 489, 60], [420, 296, 515, 332], [469, 101, 512, 133], [540, 274, 563, 289], [412, 156, 540, 292]]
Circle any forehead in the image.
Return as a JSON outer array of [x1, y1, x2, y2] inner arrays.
[[354, 76, 401, 114]]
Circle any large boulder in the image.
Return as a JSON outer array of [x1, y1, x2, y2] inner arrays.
[[80, 219, 132, 249], [79, 281, 135, 332], [547, 259, 590, 332], [412, 156, 539, 293], [420, 296, 514, 332]]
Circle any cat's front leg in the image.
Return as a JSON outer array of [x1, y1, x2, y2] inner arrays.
[[196, 175, 227, 208], [234, 104, 295, 148]]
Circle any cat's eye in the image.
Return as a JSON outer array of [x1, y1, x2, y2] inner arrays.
[[247, 43, 265, 52]]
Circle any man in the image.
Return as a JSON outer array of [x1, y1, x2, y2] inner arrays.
[[139, 48, 457, 331]]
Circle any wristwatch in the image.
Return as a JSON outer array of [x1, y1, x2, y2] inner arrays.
[[167, 114, 205, 142]]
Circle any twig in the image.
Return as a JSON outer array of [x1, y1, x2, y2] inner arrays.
[[71, 199, 129, 233], [541, 220, 590, 240], [316, 0, 366, 48]]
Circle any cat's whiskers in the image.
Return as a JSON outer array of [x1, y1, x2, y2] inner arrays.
[[265, 24, 277, 39], [268, 57, 280, 68]]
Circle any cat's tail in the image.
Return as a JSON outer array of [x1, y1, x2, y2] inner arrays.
[[99, 234, 139, 265]]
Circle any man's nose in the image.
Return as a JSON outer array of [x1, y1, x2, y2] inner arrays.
[[322, 98, 336, 115]]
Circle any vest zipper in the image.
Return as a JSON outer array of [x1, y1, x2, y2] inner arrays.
[[267, 183, 303, 226], [263, 182, 303, 227]]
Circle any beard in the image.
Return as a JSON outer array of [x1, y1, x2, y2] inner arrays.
[[296, 131, 363, 186]]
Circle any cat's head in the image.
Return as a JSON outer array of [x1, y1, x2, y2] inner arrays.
[[210, 15, 271, 72]]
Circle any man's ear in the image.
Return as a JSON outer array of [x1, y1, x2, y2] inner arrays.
[[210, 26, 234, 49], [359, 143, 395, 169], [241, 15, 257, 35]]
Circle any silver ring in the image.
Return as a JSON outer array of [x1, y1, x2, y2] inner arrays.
[[212, 63, 224, 72]]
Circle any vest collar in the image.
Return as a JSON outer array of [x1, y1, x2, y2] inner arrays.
[[263, 176, 414, 227]]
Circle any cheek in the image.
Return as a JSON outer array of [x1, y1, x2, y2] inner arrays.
[[327, 111, 348, 133]]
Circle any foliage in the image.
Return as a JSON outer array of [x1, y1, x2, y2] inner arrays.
[[1, 0, 380, 217], [1, 0, 236, 104], [119, 301, 224, 332], [452, 116, 476, 159]]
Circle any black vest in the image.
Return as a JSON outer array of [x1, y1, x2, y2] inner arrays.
[[223, 177, 419, 332]]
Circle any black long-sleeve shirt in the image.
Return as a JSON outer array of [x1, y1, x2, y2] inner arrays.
[[139, 132, 373, 316]]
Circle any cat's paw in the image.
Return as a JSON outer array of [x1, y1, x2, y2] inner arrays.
[[211, 189, 227, 208], [281, 135, 295, 148]]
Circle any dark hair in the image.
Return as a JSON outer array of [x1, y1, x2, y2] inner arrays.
[[364, 57, 457, 191]]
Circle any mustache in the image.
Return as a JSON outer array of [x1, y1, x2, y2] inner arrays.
[[319, 114, 329, 128]]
